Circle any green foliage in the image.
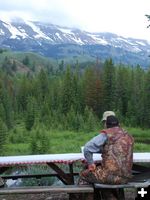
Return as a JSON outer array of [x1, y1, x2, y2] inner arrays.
[[134, 143, 150, 152], [4, 128, 150, 156], [25, 96, 36, 131], [22, 55, 30, 66], [0, 48, 8, 54], [66, 107, 84, 131], [61, 66, 74, 114], [5, 143, 30, 155], [0, 118, 7, 155], [102, 58, 115, 110], [146, 14, 150, 28], [83, 106, 99, 132], [83, 67, 103, 117], [20, 166, 55, 186], [30, 125, 50, 154], [0, 56, 150, 156]]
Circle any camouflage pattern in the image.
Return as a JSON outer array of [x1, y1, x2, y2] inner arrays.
[[80, 126, 134, 184], [0, 177, 4, 187]]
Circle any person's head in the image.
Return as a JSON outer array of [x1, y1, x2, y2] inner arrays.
[[101, 111, 116, 128], [106, 115, 119, 128], [102, 111, 115, 121]]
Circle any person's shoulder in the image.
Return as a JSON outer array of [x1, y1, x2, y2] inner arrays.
[[100, 129, 107, 134]]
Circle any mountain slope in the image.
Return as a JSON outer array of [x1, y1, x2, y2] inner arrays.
[[0, 19, 150, 67], [0, 50, 56, 75]]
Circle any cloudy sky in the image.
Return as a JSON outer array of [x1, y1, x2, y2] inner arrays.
[[0, 0, 150, 40]]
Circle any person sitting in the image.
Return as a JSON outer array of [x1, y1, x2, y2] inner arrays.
[[80, 111, 134, 186]]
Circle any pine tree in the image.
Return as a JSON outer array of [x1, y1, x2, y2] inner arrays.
[[83, 67, 103, 117], [83, 106, 98, 132], [11, 60, 17, 71], [61, 66, 73, 114], [0, 118, 7, 155], [25, 96, 36, 131], [114, 65, 130, 117], [143, 69, 150, 127], [17, 76, 30, 112], [0, 82, 13, 129], [72, 70, 83, 114], [102, 58, 115, 111], [30, 126, 50, 154], [37, 69, 49, 102], [22, 55, 30, 66]]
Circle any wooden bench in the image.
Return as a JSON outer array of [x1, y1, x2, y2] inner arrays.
[[0, 185, 94, 200], [94, 181, 150, 200], [0, 181, 149, 200]]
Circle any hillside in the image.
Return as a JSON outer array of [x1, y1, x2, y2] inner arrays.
[[0, 50, 57, 74]]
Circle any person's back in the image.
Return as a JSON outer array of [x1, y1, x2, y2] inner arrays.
[[99, 126, 134, 184]]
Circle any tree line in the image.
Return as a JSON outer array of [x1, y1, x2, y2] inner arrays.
[[0, 58, 150, 153]]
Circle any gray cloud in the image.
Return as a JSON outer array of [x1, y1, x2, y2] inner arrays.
[[0, 0, 78, 26], [0, 0, 149, 40], [0, 0, 34, 11]]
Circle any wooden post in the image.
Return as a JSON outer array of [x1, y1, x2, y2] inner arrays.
[[69, 164, 74, 184], [47, 163, 74, 185]]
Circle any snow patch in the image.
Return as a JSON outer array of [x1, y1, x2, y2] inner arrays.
[[89, 34, 108, 45], [130, 47, 141, 52], [24, 20, 53, 41], [0, 29, 5, 35], [117, 37, 136, 46], [71, 36, 84, 45], [55, 33, 62, 40], [3, 22, 28, 39], [58, 28, 73, 34], [135, 41, 146, 46]]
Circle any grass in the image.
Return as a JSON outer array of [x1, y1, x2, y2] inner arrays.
[[4, 143, 30, 156], [126, 127, 150, 138], [3, 127, 150, 156], [134, 143, 150, 152]]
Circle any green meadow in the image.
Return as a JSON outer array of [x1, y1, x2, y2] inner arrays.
[[4, 127, 150, 156]]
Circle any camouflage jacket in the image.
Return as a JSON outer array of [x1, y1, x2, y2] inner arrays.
[[100, 126, 134, 179]]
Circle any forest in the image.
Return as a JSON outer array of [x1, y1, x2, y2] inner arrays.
[[0, 57, 150, 155]]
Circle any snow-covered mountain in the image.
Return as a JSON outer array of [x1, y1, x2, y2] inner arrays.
[[0, 19, 150, 67]]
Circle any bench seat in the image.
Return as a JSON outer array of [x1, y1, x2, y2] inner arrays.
[[94, 180, 150, 189], [94, 180, 150, 200], [0, 185, 94, 194]]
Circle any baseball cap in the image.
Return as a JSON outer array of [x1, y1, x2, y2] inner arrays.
[[101, 111, 115, 121]]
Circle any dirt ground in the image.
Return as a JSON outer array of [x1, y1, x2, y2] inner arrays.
[[0, 193, 68, 200], [0, 189, 137, 200]]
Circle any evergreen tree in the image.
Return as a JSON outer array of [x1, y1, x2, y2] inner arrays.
[[17, 76, 30, 112], [30, 126, 50, 154], [133, 66, 145, 126], [0, 118, 7, 155], [114, 66, 130, 116], [72, 69, 83, 114], [25, 96, 36, 131], [143, 69, 150, 127], [83, 67, 103, 117], [22, 55, 30, 66], [0, 83, 13, 129], [146, 14, 150, 28], [102, 58, 115, 111], [61, 66, 73, 114], [37, 69, 49, 102], [11, 60, 17, 71], [83, 106, 98, 132]]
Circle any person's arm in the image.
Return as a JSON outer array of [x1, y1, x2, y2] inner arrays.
[[83, 133, 107, 165]]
